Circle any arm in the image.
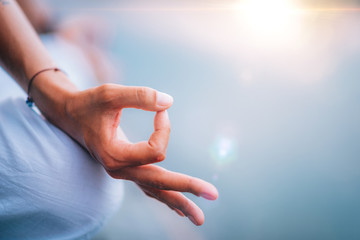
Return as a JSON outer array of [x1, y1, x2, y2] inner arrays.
[[0, 0, 173, 170], [0, 0, 218, 225], [0, 0, 77, 134]]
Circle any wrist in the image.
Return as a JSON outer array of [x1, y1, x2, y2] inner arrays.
[[30, 70, 81, 140]]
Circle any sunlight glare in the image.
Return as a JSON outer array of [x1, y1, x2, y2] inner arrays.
[[234, 0, 302, 45]]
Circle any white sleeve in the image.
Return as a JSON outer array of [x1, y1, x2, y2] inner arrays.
[[0, 98, 123, 240]]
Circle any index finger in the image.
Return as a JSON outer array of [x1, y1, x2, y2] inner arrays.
[[105, 110, 170, 170]]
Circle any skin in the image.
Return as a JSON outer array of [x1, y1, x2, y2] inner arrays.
[[0, 0, 218, 226]]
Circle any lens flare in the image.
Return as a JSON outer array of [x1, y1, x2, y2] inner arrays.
[[210, 137, 238, 166]]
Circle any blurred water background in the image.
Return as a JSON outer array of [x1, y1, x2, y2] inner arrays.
[[48, 0, 360, 239]]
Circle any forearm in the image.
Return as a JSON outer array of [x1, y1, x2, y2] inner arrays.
[[30, 71, 81, 141], [0, 0, 52, 88], [0, 0, 79, 139]]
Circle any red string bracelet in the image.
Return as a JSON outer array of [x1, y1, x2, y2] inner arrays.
[[26, 67, 65, 107]]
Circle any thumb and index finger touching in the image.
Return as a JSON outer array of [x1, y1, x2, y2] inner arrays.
[[106, 86, 174, 169], [103, 85, 218, 226]]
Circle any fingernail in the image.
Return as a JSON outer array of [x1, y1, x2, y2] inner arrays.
[[200, 192, 216, 200], [175, 209, 185, 217], [156, 91, 173, 106], [188, 216, 198, 225], [200, 185, 219, 200]]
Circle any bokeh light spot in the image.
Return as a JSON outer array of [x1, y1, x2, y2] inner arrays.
[[210, 137, 238, 166]]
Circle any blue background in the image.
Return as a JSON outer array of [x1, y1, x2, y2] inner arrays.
[[49, 0, 360, 239]]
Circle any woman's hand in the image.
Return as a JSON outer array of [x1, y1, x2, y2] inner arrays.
[[65, 84, 173, 171], [65, 84, 218, 225]]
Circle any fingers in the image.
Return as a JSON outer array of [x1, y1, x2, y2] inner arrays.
[[140, 184, 204, 225], [105, 111, 170, 170], [110, 165, 219, 201], [102, 85, 173, 111], [140, 186, 185, 217], [148, 110, 171, 154], [94, 84, 172, 169]]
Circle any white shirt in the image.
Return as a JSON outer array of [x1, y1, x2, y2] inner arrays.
[[0, 34, 123, 239], [0, 97, 123, 239]]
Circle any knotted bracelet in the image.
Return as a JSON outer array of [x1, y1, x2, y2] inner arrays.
[[26, 67, 65, 107]]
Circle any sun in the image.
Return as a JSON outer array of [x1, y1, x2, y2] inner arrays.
[[233, 0, 302, 45]]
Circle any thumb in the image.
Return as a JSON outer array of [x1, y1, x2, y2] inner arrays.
[[113, 85, 173, 111]]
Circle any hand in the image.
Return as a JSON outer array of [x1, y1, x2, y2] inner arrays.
[[65, 84, 174, 170], [65, 84, 218, 225]]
